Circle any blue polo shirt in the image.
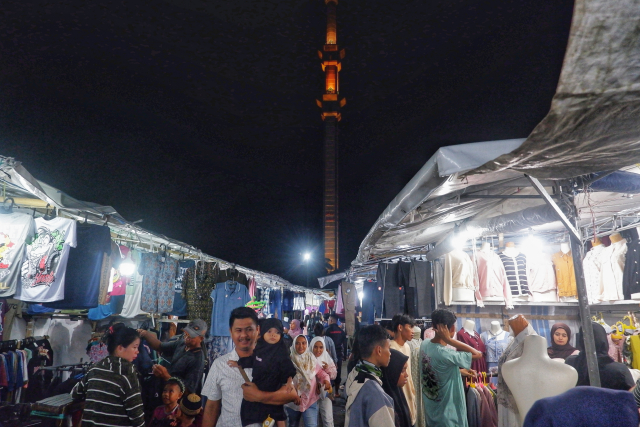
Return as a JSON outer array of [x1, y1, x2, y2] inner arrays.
[[210, 281, 250, 336]]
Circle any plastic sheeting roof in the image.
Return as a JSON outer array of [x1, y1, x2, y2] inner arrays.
[[0, 156, 330, 297], [469, 0, 640, 179]]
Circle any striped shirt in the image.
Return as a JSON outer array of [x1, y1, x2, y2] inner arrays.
[[71, 356, 145, 427], [499, 252, 529, 296]]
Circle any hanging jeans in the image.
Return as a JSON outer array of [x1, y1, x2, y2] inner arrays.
[[286, 402, 318, 427], [410, 260, 434, 318]]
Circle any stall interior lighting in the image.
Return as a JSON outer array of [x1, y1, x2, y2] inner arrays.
[[120, 261, 136, 276]]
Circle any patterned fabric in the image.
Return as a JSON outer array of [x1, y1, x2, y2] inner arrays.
[[183, 261, 218, 328], [139, 253, 178, 313], [206, 336, 234, 363], [499, 252, 530, 297], [408, 339, 425, 427]]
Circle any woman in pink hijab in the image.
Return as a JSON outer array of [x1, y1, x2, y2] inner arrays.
[[289, 319, 303, 339]]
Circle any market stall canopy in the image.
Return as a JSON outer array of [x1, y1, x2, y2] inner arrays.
[[0, 156, 329, 297], [469, 0, 640, 179]]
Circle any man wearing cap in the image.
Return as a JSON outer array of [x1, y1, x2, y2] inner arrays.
[[138, 319, 207, 394]]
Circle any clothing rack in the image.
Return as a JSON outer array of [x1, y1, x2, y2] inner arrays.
[[0, 335, 49, 351], [40, 362, 90, 372]]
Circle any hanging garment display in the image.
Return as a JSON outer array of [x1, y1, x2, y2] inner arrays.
[[341, 281, 358, 337], [526, 252, 557, 298], [584, 244, 605, 304], [184, 261, 218, 327], [443, 249, 478, 306], [292, 293, 305, 311], [217, 268, 248, 286], [409, 260, 434, 318], [282, 290, 295, 312], [623, 237, 640, 299], [598, 236, 627, 301], [398, 260, 419, 318], [210, 281, 251, 337], [383, 262, 405, 315], [268, 288, 282, 320], [552, 251, 578, 298], [45, 224, 111, 309], [499, 252, 529, 297], [480, 329, 511, 384], [139, 252, 179, 313], [248, 277, 256, 298], [120, 249, 148, 318], [474, 250, 511, 305], [167, 259, 195, 316], [376, 263, 388, 318], [0, 212, 36, 298], [335, 284, 345, 314], [456, 328, 487, 374], [17, 217, 77, 303], [360, 280, 377, 325]]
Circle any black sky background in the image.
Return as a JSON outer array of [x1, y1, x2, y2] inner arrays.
[[0, 0, 574, 286]]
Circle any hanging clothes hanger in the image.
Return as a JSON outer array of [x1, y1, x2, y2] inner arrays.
[[0, 198, 15, 214]]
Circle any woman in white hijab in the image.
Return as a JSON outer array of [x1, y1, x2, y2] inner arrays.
[[310, 337, 338, 427], [286, 335, 332, 427]]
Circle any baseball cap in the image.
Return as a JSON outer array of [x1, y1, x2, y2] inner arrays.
[[184, 319, 207, 337]]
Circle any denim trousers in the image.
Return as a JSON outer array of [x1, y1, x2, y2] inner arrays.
[[286, 402, 318, 427]]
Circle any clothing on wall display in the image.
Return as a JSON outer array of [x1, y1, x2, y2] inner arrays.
[[383, 262, 406, 316], [598, 239, 627, 301], [409, 260, 434, 318], [552, 251, 578, 298], [526, 253, 557, 295], [168, 259, 195, 316], [184, 262, 218, 327], [360, 280, 377, 325], [480, 330, 511, 384], [292, 293, 305, 311], [45, 224, 112, 309], [623, 237, 640, 299], [341, 281, 358, 337], [584, 245, 605, 304], [474, 251, 511, 305], [139, 253, 178, 313], [17, 217, 77, 303], [443, 250, 479, 306], [210, 281, 251, 337], [499, 252, 529, 297], [456, 329, 487, 374], [120, 249, 148, 318], [0, 212, 36, 298]]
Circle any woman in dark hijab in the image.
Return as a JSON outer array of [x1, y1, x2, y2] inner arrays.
[[547, 323, 578, 360], [381, 349, 412, 427], [565, 322, 635, 390]]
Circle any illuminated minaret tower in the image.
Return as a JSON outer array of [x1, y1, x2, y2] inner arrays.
[[317, 0, 345, 274]]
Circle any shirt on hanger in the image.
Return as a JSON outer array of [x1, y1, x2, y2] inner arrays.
[[552, 251, 578, 297], [499, 252, 529, 297], [210, 281, 250, 337], [583, 245, 605, 303], [623, 239, 640, 299], [120, 249, 149, 318], [598, 239, 627, 301], [17, 217, 77, 302], [167, 259, 195, 316], [443, 249, 480, 306], [526, 252, 557, 295], [456, 329, 487, 373], [139, 253, 178, 313], [479, 330, 511, 364], [474, 251, 511, 305], [0, 212, 36, 297]]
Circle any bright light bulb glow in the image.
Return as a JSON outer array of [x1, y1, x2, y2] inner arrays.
[[120, 261, 136, 276], [523, 236, 543, 253], [452, 234, 468, 249], [303, 253, 311, 261], [358, 291, 364, 301]]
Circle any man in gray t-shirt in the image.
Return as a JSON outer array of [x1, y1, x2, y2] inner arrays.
[[139, 318, 207, 394]]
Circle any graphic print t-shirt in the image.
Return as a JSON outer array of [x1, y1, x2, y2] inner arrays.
[[167, 259, 195, 316], [17, 217, 77, 302], [0, 212, 36, 297]]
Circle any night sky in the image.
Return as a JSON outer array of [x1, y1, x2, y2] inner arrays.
[[0, 0, 574, 286]]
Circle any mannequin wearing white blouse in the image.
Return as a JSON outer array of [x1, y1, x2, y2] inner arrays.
[[502, 335, 578, 425]]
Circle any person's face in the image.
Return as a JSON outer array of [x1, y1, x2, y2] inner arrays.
[[400, 324, 414, 342], [295, 336, 308, 354], [313, 341, 324, 358], [377, 339, 391, 368], [553, 329, 569, 346], [184, 331, 203, 349], [397, 362, 409, 388], [264, 327, 281, 345], [449, 324, 456, 339], [230, 318, 259, 353], [162, 383, 183, 406], [117, 338, 140, 362]]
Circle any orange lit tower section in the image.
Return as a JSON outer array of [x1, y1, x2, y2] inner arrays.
[[317, 0, 346, 273]]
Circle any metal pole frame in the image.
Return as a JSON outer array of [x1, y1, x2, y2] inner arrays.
[[526, 174, 601, 387]]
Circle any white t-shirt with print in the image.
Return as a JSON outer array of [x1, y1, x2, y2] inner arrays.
[[17, 217, 77, 302], [0, 212, 36, 297]]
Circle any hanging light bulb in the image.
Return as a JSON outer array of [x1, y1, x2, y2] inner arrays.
[[120, 259, 136, 276]]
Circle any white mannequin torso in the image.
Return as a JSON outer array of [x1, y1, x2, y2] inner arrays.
[[463, 319, 476, 335], [502, 335, 577, 425], [560, 242, 570, 254], [490, 321, 502, 335]]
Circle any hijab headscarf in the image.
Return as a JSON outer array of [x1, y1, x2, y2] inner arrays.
[[567, 322, 614, 386], [381, 349, 412, 427], [547, 323, 577, 360], [289, 319, 303, 339], [290, 335, 317, 397], [309, 337, 335, 369]]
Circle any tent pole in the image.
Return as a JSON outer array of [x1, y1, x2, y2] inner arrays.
[[526, 175, 601, 387]]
